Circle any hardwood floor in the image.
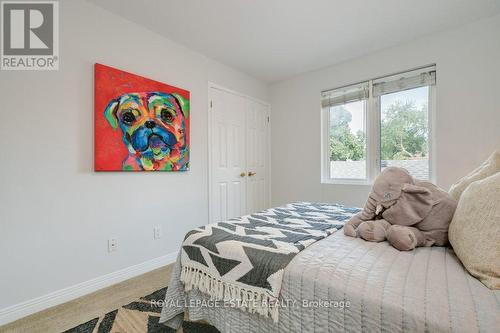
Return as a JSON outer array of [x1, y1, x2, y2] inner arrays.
[[0, 265, 173, 333]]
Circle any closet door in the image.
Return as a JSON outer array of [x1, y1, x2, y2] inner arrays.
[[210, 87, 247, 222], [209, 85, 270, 223], [246, 100, 269, 214]]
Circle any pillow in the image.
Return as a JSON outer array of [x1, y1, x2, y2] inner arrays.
[[448, 172, 500, 289], [448, 151, 500, 201]]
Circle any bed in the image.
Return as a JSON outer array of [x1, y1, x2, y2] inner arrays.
[[160, 203, 500, 333]]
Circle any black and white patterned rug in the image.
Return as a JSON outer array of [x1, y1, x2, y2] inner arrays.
[[63, 287, 219, 333]]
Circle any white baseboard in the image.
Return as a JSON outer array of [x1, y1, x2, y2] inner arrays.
[[0, 251, 178, 326]]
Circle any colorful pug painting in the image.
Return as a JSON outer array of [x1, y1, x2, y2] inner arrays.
[[94, 64, 190, 171]]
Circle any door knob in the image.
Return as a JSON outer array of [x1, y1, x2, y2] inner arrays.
[[248, 171, 256, 176], [240, 172, 246, 177]]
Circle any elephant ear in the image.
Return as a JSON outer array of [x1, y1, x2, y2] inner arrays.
[[382, 183, 433, 226]]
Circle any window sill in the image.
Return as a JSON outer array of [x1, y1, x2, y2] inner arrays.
[[321, 179, 372, 186]]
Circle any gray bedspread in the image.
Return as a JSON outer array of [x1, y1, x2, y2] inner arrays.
[[160, 229, 500, 333]]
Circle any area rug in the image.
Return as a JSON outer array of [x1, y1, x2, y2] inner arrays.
[[63, 287, 220, 333]]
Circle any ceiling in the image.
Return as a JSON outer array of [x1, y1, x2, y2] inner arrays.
[[88, 0, 500, 83]]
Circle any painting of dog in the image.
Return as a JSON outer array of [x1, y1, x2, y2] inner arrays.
[[95, 64, 190, 171]]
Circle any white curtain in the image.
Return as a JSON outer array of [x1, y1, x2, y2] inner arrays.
[[321, 81, 369, 108], [373, 66, 436, 97]]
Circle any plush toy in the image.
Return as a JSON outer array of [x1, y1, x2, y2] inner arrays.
[[344, 167, 457, 251]]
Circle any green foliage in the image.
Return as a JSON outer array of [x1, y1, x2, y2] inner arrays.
[[329, 107, 365, 161], [380, 101, 428, 160], [329, 101, 428, 162]]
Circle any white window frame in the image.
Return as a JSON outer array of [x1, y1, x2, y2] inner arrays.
[[321, 67, 436, 185]]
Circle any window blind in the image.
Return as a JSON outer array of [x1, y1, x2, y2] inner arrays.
[[321, 81, 369, 108], [372, 66, 436, 97]]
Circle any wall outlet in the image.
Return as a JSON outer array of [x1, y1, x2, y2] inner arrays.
[[108, 238, 118, 252], [153, 226, 162, 239]]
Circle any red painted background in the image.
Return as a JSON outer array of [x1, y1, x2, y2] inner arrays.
[[94, 63, 190, 171]]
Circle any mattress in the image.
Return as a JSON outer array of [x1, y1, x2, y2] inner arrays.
[[160, 227, 500, 333]]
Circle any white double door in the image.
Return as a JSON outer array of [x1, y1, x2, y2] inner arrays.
[[209, 86, 269, 223]]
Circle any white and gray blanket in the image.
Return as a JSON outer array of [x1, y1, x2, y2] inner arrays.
[[180, 202, 360, 322]]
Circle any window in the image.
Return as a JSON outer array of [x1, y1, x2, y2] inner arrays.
[[321, 66, 435, 184]]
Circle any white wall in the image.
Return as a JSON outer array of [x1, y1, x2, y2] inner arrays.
[[0, 0, 267, 311], [270, 14, 500, 207]]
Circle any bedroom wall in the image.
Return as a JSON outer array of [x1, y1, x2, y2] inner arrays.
[[270, 14, 500, 207], [0, 0, 267, 312]]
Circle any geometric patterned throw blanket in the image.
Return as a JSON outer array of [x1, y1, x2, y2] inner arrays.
[[180, 202, 360, 323]]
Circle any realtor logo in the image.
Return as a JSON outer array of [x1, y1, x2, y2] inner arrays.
[[1, 1, 59, 70]]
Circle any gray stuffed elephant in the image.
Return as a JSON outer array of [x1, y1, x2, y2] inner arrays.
[[344, 167, 457, 251]]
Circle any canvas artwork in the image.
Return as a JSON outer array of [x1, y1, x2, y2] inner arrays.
[[94, 63, 190, 171]]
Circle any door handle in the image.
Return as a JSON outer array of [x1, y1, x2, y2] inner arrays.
[[240, 172, 246, 177], [248, 171, 256, 176]]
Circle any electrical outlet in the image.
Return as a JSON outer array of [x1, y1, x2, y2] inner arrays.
[[153, 226, 162, 239], [108, 238, 117, 252]]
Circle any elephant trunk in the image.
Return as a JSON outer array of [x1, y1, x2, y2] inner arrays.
[[344, 196, 378, 237], [358, 195, 377, 220]]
